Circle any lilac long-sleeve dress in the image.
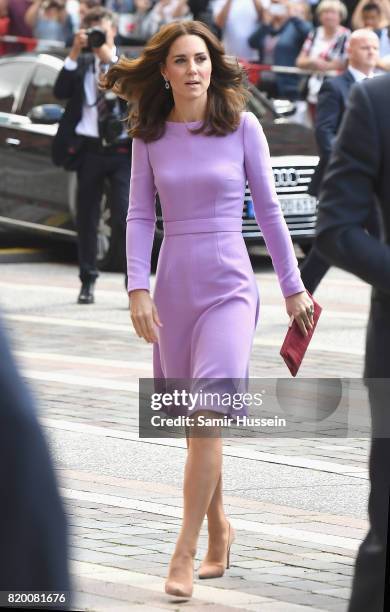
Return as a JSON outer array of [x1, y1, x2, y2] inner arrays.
[[127, 111, 304, 407]]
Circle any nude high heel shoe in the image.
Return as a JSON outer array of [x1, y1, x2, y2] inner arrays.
[[164, 551, 194, 599], [198, 521, 235, 579]]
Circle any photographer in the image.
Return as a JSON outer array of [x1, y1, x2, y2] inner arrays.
[[52, 7, 131, 304]]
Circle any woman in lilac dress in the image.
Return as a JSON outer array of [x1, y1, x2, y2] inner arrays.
[[103, 20, 314, 600]]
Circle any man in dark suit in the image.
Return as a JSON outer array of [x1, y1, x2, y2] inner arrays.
[[53, 6, 131, 304], [0, 319, 70, 600], [301, 28, 381, 293], [316, 72, 390, 612]]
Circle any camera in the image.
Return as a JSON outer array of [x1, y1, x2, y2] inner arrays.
[[85, 27, 106, 50]]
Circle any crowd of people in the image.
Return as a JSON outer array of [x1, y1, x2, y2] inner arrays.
[[1, 0, 390, 77], [0, 0, 389, 102], [0, 3, 389, 611]]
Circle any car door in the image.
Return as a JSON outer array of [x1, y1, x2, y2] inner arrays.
[[0, 59, 36, 221], [1, 57, 74, 234]]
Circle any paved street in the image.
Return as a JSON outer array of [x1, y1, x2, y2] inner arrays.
[[0, 247, 372, 612]]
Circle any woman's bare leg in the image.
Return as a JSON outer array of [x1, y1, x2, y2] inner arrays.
[[165, 412, 222, 594], [185, 429, 230, 568], [185, 427, 225, 526], [202, 474, 231, 565], [206, 474, 226, 527]]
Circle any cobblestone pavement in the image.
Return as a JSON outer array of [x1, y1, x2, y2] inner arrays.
[[0, 253, 373, 611]]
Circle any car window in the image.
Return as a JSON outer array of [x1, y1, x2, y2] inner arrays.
[[0, 62, 33, 113], [21, 64, 64, 115]]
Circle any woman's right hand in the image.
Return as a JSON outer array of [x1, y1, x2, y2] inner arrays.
[[129, 289, 162, 344]]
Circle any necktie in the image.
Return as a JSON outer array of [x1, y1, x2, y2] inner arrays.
[[96, 60, 124, 144], [96, 61, 110, 139]]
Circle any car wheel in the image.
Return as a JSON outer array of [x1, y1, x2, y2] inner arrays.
[[298, 242, 312, 256], [151, 236, 162, 273], [69, 175, 124, 272], [97, 183, 125, 272]]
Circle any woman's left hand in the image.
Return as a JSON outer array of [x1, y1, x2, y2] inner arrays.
[[285, 291, 314, 337]]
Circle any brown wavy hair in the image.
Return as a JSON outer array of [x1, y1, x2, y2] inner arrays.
[[101, 20, 249, 142]]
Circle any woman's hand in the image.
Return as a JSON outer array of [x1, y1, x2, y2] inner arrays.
[[285, 291, 314, 337], [129, 289, 162, 343], [312, 57, 335, 72]]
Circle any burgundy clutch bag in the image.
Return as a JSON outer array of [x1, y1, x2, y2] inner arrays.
[[280, 293, 322, 377]]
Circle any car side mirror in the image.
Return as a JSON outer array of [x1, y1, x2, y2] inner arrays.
[[273, 100, 297, 117], [27, 104, 64, 125]]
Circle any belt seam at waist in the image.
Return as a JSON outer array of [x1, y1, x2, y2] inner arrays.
[[164, 218, 243, 222], [164, 218, 243, 236]]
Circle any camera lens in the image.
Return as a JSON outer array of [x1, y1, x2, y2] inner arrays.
[[87, 28, 106, 49]]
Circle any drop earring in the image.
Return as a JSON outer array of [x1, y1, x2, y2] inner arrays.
[[164, 78, 170, 90]]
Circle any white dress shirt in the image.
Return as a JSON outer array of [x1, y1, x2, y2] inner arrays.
[[379, 27, 390, 58], [211, 0, 267, 61], [348, 66, 375, 82], [63, 47, 118, 138]]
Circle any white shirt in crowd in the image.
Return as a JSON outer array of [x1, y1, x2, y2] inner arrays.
[[379, 27, 390, 61], [66, 0, 81, 31], [348, 66, 375, 82], [308, 26, 340, 60], [306, 26, 349, 104], [64, 48, 118, 138], [211, 0, 267, 61]]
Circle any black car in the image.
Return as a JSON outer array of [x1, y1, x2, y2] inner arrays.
[[0, 52, 319, 270]]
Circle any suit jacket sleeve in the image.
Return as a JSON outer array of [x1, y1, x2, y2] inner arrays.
[[0, 321, 70, 591], [53, 62, 82, 100], [316, 82, 390, 294], [126, 137, 157, 293], [243, 112, 305, 297], [315, 79, 343, 157]]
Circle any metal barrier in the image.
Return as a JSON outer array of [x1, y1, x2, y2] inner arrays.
[[0, 35, 145, 57], [239, 59, 338, 85], [0, 34, 65, 53], [0, 37, 339, 89]]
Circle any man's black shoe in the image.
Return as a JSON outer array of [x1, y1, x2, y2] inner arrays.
[[77, 281, 95, 304]]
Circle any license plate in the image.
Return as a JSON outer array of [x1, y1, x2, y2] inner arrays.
[[279, 196, 317, 215]]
